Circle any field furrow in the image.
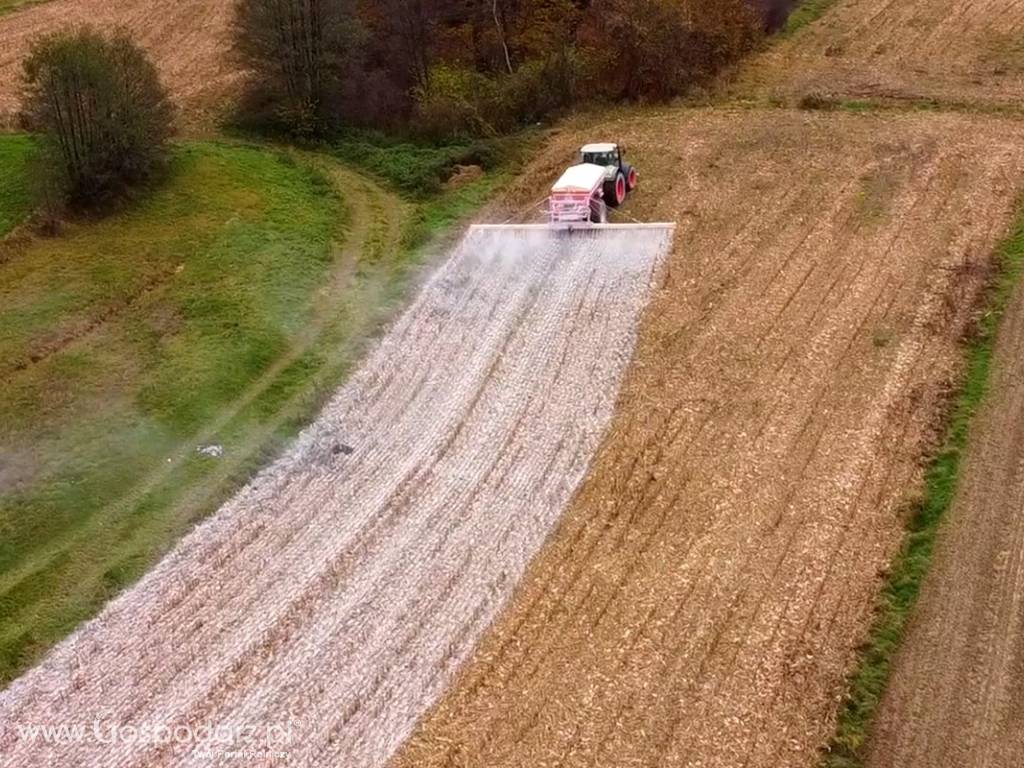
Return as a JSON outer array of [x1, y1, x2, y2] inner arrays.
[[390, 110, 1024, 768], [740, 0, 1024, 108]]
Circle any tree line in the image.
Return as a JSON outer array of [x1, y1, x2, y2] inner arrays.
[[16, 0, 785, 213], [236, 0, 770, 137]]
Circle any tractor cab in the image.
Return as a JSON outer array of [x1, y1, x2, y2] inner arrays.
[[578, 143, 638, 208], [580, 143, 622, 168]]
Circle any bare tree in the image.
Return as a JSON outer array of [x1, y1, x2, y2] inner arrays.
[[234, 0, 361, 134], [385, 0, 433, 87], [493, 0, 514, 73]]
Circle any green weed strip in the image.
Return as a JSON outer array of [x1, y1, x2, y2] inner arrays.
[[824, 202, 1024, 767]]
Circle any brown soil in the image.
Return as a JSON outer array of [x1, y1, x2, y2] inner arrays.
[[738, 0, 1024, 108], [1, 0, 1024, 765], [0, 0, 238, 129], [391, 112, 1024, 768], [866, 255, 1024, 766]]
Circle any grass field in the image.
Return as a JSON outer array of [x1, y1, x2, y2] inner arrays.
[[0, 134, 33, 236], [0, 141, 342, 679], [783, 0, 838, 34], [0, 132, 516, 684]]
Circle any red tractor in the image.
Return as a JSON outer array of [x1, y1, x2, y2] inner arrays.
[[548, 143, 639, 227]]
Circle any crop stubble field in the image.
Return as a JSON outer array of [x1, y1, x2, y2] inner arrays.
[[0, 0, 236, 127], [391, 111, 1024, 767], [4, 0, 1024, 764], [743, 0, 1024, 107], [0, 228, 672, 766]]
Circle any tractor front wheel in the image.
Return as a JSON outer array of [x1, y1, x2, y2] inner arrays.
[[626, 166, 638, 190]]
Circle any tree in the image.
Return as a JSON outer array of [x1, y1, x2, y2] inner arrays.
[[234, 0, 363, 135], [371, 0, 434, 88], [509, 0, 581, 61], [347, 0, 434, 124], [493, 0, 514, 73], [20, 26, 175, 210], [577, 0, 759, 101]]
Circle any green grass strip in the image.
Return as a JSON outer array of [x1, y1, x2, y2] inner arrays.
[[823, 202, 1024, 767], [0, 134, 35, 237], [0, 0, 47, 16], [784, 0, 841, 35]]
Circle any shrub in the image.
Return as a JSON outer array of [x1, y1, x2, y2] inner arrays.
[[414, 52, 577, 139], [458, 139, 506, 171], [234, 0, 362, 136], [332, 129, 511, 195], [19, 27, 175, 211], [497, 51, 578, 124], [414, 65, 503, 139]]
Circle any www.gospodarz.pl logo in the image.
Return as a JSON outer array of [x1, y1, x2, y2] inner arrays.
[[10, 719, 296, 757]]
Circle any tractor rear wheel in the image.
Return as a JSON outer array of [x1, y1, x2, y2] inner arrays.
[[626, 166, 638, 190], [605, 172, 627, 208]]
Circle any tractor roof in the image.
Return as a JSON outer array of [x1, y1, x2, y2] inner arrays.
[[552, 163, 607, 194], [580, 142, 618, 154]]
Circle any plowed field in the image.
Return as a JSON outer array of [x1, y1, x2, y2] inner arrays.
[[867, 241, 1024, 768], [742, 0, 1024, 107], [0, 227, 671, 767], [0, 0, 237, 127], [391, 111, 1024, 768]]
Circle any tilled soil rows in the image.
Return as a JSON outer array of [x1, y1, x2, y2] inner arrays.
[[0, 0, 237, 127], [741, 0, 1024, 108], [390, 110, 1024, 768], [867, 262, 1024, 767], [0, 227, 672, 767]]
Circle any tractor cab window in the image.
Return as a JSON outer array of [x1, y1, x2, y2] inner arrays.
[[582, 150, 618, 167]]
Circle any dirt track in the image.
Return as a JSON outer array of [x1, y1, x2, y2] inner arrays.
[[866, 256, 1024, 766], [0, 0, 237, 127], [740, 0, 1024, 107], [0, 227, 671, 767], [391, 110, 1024, 767]]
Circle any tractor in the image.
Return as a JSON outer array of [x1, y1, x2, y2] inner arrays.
[[548, 143, 639, 228], [579, 143, 638, 208]]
